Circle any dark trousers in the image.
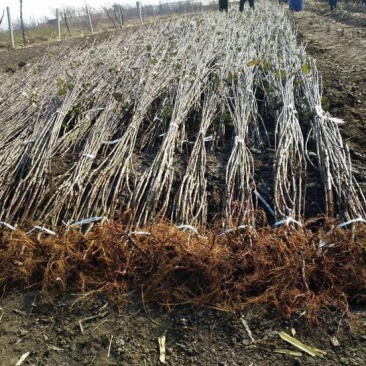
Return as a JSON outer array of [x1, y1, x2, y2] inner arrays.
[[329, 0, 337, 10], [219, 0, 228, 12], [239, 0, 254, 10]]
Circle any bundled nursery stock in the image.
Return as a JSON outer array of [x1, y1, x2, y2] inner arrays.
[[0, 3, 365, 233]]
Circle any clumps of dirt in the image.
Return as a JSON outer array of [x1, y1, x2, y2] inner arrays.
[[0, 30, 117, 74], [306, 2, 366, 28], [294, 9, 366, 196], [1, 218, 365, 325]]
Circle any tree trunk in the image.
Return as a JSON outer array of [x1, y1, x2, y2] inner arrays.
[[119, 6, 124, 27], [0, 9, 5, 26], [63, 11, 71, 36], [19, 0, 26, 45], [102, 6, 118, 29]]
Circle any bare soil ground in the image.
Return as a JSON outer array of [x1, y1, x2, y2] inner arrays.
[[295, 6, 366, 193], [0, 292, 365, 366], [0, 7, 366, 366]]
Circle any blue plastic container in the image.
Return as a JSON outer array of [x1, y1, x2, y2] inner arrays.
[[289, 0, 303, 11]]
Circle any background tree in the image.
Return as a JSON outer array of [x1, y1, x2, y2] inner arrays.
[[19, 0, 26, 45], [0, 8, 5, 27], [60, 6, 74, 36], [101, 5, 118, 29], [101, 3, 124, 29], [113, 3, 124, 28]]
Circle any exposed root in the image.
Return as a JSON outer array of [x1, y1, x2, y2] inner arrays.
[[1, 219, 365, 325]]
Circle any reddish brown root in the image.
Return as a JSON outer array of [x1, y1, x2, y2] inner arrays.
[[1, 219, 365, 325]]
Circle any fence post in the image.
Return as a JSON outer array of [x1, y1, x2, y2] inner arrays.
[[6, 7, 15, 49], [136, 2, 143, 23], [56, 8, 61, 40], [118, 5, 124, 27], [86, 6, 94, 34]]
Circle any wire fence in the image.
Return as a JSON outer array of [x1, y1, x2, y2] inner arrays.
[[0, 1, 218, 48]]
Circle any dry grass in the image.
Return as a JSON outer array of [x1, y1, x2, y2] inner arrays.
[[1, 217, 365, 324]]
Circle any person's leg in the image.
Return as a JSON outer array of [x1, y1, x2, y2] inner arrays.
[[224, 0, 228, 12]]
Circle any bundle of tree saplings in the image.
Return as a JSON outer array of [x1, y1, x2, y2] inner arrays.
[[0, 3, 365, 233]]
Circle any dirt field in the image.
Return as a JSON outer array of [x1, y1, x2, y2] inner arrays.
[[295, 5, 366, 194], [0, 30, 126, 74], [0, 292, 365, 366], [0, 7, 366, 366]]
